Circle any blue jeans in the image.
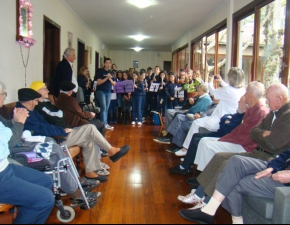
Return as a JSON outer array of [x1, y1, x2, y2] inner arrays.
[[132, 96, 143, 122], [108, 99, 117, 123], [96, 91, 111, 125], [0, 164, 54, 224]]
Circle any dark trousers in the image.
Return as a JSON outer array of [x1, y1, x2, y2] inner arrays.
[[108, 99, 117, 123], [181, 133, 221, 170], [142, 95, 147, 118], [132, 96, 143, 123], [150, 92, 158, 112], [157, 95, 166, 117], [89, 119, 105, 136], [0, 164, 54, 224], [167, 98, 178, 110]]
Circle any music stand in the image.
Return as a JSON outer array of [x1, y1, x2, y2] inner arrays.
[[149, 83, 159, 92], [115, 80, 134, 93], [174, 87, 185, 98]]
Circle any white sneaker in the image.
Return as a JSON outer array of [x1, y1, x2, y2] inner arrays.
[[175, 149, 187, 157], [188, 199, 207, 210], [177, 189, 201, 204], [180, 158, 184, 162], [101, 162, 110, 170], [95, 169, 110, 176], [105, 125, 114, 130], [131, 121, 136, 125], [137, 122, 142, 126], [186, 114, 195, 121]]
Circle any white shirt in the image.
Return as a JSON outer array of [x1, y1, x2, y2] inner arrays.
[[209, 80, 246, 119], [69, 62, 79, 93]]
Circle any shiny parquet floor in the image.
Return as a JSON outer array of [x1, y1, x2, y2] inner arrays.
[[46, 123, 232, 224]]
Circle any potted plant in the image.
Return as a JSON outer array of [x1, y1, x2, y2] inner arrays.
[[180, 79, 201, 98]]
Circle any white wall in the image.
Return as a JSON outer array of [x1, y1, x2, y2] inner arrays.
[[109, 50, 172, 71], [0, 0, 108, 103]]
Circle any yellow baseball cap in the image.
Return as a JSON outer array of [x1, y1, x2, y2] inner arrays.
[[30, 81, 46, 91]]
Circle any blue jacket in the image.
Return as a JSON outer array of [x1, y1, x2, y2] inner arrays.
[[187, 94, 212, 115], [12, 102, 67, 137], [131, 81, 144, 97], [165, 82, 178, 98]]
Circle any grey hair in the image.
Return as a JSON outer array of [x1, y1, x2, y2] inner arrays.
[[60, 90, 70, 94], [63, 48, 75, 58], [188, 69, 193, 74], [0, 82, 6, 93], [199, 83, 209, 93], [247, 81, 265, 99], [228, 67, 245, 88]]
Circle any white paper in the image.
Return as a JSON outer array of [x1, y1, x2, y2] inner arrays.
[[174, 87, 184, 98], [149, 83, 160, 92], [22, 130, 46, 143]]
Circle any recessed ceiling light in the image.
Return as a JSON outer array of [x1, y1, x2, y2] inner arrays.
[[132, 47, 143, 52], [128, 0, 156, 9], [129, 35, 148, 41]]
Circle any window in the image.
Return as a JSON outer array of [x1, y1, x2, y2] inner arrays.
[[172, 45, 189, 74], [233, 0, 290, 88]]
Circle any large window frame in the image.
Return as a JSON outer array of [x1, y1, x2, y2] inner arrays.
[[232, 0, 290, 86], [172, 44, 188, 74]]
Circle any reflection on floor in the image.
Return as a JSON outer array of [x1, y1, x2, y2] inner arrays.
[[46, 123, 232, 224]]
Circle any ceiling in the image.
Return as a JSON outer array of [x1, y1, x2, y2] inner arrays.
[[63, 0, 226, 52]]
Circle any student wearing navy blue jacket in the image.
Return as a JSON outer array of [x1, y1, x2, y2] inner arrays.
[[140, 70, 149, 120], [131, 71, 145, 125], [178, 74, 188, 106], [165, 72, 179, 110], [157, 70, 167, 117]]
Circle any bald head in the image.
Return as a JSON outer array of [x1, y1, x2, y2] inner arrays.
[[266, 83, 289, 111]]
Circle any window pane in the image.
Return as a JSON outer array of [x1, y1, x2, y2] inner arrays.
[[218, 29, 227, 79], [258, 0, 286, 87], [237, 14, 255, 84], [194, 41, 203, 77], [205, 33, 216, 81]]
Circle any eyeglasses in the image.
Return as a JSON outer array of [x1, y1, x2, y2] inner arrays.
[[0, 92, 7, 98], [39, 87, 48, 91]]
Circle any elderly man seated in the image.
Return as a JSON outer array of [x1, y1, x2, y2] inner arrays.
[[154, 83, 212, 150], [0, 81, 100, 206], [11, 88, 130, 183], [179, 152, 290, 224]]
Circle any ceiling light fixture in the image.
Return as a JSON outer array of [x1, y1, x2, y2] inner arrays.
[[128, 0, 155, 9], [129, 35, 148, 42], [132, 47, 143, 52]]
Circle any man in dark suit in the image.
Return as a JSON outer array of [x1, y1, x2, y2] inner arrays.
[[54, 48, 78, 97]]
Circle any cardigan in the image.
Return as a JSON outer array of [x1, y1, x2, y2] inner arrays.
[[186, 94, 212, 115]]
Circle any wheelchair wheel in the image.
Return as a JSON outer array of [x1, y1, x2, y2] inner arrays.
[[56, 206, 75, 223]]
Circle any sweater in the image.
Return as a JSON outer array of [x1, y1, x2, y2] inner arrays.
[[12, 102, 67, 137], [186, 94, 212, 115], [165, 82, 178, 99], [220, 102, 269, 152]]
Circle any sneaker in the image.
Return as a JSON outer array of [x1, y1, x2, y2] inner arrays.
[[166, 146, 180, 153], [153, 137, 171, 144], [177, 189, 201, 204], [101, 150, 108, 157], [169, 165, 192, 175], [101, 162, 110, 170], [105, 125, 114, 130], [132, 121, 136, 125], [137, 122, 142, 126], [188, 199, 207, 210], [70, 191, 102, 205], [175, 149, 187, 157], [95, 169, 110, 176], [180, 158, 184, 162], [186, 114, 195, 121], [81, 177, 101, 191]]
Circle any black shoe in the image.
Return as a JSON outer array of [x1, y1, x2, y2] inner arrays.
[[109, 145, 130, 162], [187, 177, 200, 189], [81, 177, 101, 192], [179, 208, 214, 224], [70, 191, 102, 205], [153, 137, 171, 144], [169, 165, 192, 175], [85, 175, 108, 183], [166, 146, 180, 153]]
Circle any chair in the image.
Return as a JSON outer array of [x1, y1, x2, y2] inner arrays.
[[76, 87, 100, 113]]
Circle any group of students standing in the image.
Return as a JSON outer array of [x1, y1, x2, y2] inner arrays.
[[83, 58, 203, 128]]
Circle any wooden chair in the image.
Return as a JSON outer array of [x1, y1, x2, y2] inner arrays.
[[0, 204, 16, 224]]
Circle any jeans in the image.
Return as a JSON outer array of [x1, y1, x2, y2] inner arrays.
[[108, 99, 117, 123], [96, 91, 111, 125], [0, 164, 54, 224], [132, 96, 143, 122]]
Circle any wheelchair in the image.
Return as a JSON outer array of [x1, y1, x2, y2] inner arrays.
[[8, 145, 97, 223]]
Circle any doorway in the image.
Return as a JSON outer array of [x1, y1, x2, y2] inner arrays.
[[163, 61, 172, 73], [95, 51, 100, 78], [77, 39, 85, 75], [43, 16, 60, 94]]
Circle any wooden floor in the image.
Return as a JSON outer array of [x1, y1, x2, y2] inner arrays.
[[46, 123, 232, 224]]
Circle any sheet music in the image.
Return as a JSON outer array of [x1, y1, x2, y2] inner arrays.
[[149, 83, 160, 92], [114, 80, 134, 93], [174, 87, 185, 98]]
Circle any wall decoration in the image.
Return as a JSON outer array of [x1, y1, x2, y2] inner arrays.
[[16, 0, 36, 87], [133, 60, 139, 68], [68, 32, 73, 48]]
